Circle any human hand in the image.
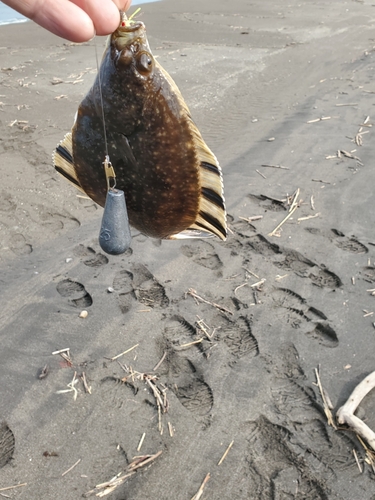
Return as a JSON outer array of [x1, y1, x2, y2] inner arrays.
[[2, 0, 132, 42]]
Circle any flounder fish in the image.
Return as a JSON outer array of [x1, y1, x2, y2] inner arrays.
[[53, 12, 226, 241]]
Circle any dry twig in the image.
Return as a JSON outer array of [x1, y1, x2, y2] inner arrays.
[[218, 441, 234, 465], [62, 458, 81, 477], [268, 188, 300, 237], [83, 451, 162, 497], [110, 344, 139, 361], [0, 484, 27, 493], [191, 473, 210, 500], [314, 367, 337, 429], [187, 288, 233, 315]]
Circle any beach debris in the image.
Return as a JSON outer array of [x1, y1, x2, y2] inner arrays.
[[312, 178, 331, 183], [62, 458, 81, 477], [52, 347, 73, 367], [218, 440, 234, 466], [310, 195, 315, 210], [38, 364, 49, 380], [137, 433, 146, 452], [43, 451, 59, 457], [315, 366, 375, 472], [326, 149, 363, 165], [144, 375, 168, 434], [83, 451, 162, 497], [0, 484, 27, 494], [191, 473, 210, 500], [307, 116, 331, 123], [178, 338, 203, 349], [275, 274, 288, 281], [196, 316, 217, 341], [56, 371, 79, 400], [363, 310, 374, 317], [337, 370, 375, 452], [335, 103, 358, 107], [357, 435, 375, 473], [7, 119, 34, 131], [81, 372, 92, 394], [297, 213, 320, 222], [108, 343, 139, 361], [153, 351, 167, 372], [239, 215, 263, 223], [256, 169, 266, 179], [79, 310, 88, 318], [353, 448, 363, 473], [350, 115, 372, 146], [314, 367, 336, 429], [168, 422, 174, 437], [186, 288, 233, 315], [268, 188, 300, 237], [53, 12, 226, 241], [114, 363, 169, 433], [261, 163, 289, 170]]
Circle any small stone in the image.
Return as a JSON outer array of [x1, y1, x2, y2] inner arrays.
[[79, 310, 88, 318], [268, 137, 275, 142], [65, 257, 73, 263], [107, 287, 115, 293]]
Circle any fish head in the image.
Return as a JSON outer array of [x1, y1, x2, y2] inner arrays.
[[109, 15, 155, 81]]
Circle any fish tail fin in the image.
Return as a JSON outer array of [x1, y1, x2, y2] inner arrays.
[[53, 132, 84, 192]]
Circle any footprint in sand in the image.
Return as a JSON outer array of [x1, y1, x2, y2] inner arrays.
[[158, 317, 214, 423], [305, 227, 368, 254], [73, 244, 109, 267], [270, 287, 338, 347], [246, 234, 342, 289], [56, 278, 93, 307], [180, 240, 222, 271], [35, 205, 80, 233], [0, 191, 17, 213], [217, 315, 259, 360], [9, 233, 32, 256], [0, 422, 15, 468], [112, 264, 169, 313]]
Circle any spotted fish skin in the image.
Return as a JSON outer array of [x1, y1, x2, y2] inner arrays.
[[54, 18, 226, 240]]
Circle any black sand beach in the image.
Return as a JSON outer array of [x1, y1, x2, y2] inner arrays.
[[1, 0, 375, 498]]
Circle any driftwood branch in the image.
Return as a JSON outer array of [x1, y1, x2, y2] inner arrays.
[[336, 370, 375, 451]]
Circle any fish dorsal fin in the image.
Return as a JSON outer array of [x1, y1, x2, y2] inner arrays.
[[53, 132, 84, 192]]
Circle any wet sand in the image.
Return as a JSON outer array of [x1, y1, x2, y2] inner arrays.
[[1, 0, 375, 498]]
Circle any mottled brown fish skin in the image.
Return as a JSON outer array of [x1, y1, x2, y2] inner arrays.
[[72, 22, 201, 239]]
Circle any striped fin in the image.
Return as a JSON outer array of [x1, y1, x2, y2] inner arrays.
[[185, 128, 227, 240], [52, 132, 84, 192]]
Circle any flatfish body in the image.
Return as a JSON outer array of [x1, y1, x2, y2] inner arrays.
[[53, 15, 226, 240]]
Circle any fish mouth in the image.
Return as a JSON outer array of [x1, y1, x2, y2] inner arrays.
[[112, 19, 146, 50]]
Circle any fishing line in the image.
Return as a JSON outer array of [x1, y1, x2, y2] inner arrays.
[[94, 41, 109, 160]]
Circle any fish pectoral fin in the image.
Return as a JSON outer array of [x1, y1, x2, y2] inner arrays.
[[167, 229, 214, 240], [53, 132, 84, 192]]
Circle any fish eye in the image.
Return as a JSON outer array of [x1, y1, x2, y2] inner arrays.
[[136, 52, 154, 76]]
